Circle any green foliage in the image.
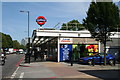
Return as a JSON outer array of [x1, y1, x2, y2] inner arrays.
[[1, 32, 13, 48], [20, 44, 26, 50], [13, 40, 20, 49], [1, 33, 9, 48], [60, 20, 85, 31], [0, 32, 25, 49], [83, 1, 120, 44], [6, 34, 13, 48], [60, 23, 67, 30], [0, 32, 2, 49]]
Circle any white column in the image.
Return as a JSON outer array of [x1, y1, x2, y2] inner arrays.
[[99, 41, 101, 53], [57, 37, 60, 62]]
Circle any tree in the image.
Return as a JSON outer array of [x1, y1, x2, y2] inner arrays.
[[1, 33, 13, 49], [6, 34, 13, 48], [13, 40, 26, 49], [83, 1, 120, 65], [60, 20, 85, 31], [13, 40, 21, 49], [0, 32, 2, 52], [1, 32, 26, 50], [2, 33, 9, 48], [20, 44, 26, 50]]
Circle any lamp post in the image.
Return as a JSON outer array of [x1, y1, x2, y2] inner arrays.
[[20, 10, 30, 63]]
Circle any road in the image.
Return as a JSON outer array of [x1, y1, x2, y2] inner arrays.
[[2, 54, 24, 79]]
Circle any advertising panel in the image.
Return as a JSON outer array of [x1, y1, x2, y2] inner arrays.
[[86, 45, 98, 56], [72, 44, 99, 59], [60, 44, 72, 61], [60, 44, 98, 61], [72, 45, 80, 61]]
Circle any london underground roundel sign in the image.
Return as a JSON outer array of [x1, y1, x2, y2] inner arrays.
[[36, 16, 47, 26]]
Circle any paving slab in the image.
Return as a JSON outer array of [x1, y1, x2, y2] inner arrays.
[[12, 61, 120, 79]]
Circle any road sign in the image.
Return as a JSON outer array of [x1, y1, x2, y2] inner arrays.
[[36, 16, 47, 26]]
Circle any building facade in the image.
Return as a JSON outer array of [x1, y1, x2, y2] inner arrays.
[[31, 29, 119, 62]]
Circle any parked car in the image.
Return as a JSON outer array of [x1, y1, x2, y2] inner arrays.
[[16, 51, 24, 54], [6, 51, 10, 55], [79, 53, 115, 66]]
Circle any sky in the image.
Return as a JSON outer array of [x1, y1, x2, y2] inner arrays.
[[2, 2, 90, 42], [1, 0, 120, 43]]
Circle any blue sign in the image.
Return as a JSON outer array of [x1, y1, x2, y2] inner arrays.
[[60, 44, 72, 61]]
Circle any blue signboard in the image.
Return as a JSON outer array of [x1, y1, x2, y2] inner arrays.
[[60, 44, 72, 61]]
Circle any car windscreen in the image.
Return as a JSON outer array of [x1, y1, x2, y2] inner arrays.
[[99, 53, 108, 56]]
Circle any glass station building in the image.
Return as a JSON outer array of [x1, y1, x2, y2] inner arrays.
[[31, 29, 119, 62]]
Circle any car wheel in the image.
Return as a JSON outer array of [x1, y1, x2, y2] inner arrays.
[[88, 60, 92, 66], [109, 59, 115, 66], [1, 60, 5, 66]]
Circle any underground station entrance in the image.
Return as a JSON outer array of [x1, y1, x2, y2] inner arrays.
[[31, 29, 99, 62]]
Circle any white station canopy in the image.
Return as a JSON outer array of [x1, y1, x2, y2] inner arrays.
[[32, 29, 119, 46]]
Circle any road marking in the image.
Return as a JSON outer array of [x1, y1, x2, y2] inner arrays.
[[11, 67, 19, 79], [19, 72, 24, 79], [11, 56, 25, 79], [16, 56, 25, 67]]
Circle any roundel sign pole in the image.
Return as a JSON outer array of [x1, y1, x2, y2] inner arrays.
[[36, 16, 47, 27]]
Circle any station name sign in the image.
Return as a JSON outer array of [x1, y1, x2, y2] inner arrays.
[[60, 38, 73, 43]]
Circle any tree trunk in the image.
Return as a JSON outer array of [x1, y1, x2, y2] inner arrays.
[[104, 26, 107, 66], [104, 41, 107, 66]]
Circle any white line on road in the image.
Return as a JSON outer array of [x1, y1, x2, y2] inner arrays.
[[19, 72, 24, 78], [11, 67, 19, 79]]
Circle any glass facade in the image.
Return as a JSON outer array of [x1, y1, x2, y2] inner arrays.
[[60, 44, 98, 61]]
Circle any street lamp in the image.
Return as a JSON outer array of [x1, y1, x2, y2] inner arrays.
[[20, 10, 29, 38], [20, 10, 30, 63]]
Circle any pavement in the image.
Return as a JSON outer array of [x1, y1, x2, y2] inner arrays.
[[13, 61, 98, 79], [8, 58, 120, 79], [3, 57, 120, 80]]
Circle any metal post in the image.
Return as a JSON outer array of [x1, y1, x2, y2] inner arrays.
[[20, 10, 30, 63], [27, 11, 29, 39], [57, 34, 60, 62], [71, 55, 73, 66], [28, 11, 30, 64]]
